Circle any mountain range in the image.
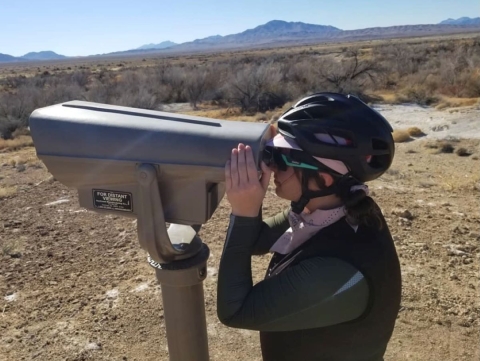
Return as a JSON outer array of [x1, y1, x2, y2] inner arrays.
[[439, 17, 480, 25], [2, 17, 480, 63], [136, 41, 178, 50], [0, 51, 66, 63]]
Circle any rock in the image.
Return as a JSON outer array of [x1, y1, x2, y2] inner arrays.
[[458, 320, 472, 328], [7, 220, 22, 228], [447, 248, 468, 256], [392, 209, 414, 220], [16, 164, 26, 172], [10, 252, 22, 259], [441, 202, 452, 207], [85, 342, 102, 351], [469, 231, 480, 239], [431, 124, 449, 132]]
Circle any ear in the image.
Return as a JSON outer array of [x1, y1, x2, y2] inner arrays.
[[319, 172, 335, 187]]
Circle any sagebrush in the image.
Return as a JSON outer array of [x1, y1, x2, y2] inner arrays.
[[1, 35, 479, 138]]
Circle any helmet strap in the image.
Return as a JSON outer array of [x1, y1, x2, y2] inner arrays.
[[290, 170, 364, 214], [290, 169, 339, 214]]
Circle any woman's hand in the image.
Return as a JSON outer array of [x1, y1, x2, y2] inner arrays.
[[225, 143, 272, 217]]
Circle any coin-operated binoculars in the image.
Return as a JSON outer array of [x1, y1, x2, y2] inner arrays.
[[29, 101, 273, 361]]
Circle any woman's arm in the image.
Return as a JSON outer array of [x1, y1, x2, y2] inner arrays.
[[217, 216, 369, 332], [251, 208, 290, 255]]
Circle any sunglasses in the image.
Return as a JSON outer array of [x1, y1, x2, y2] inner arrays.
[[262, 147, 319, 171]]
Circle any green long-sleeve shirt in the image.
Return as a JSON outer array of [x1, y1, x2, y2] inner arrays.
[[217, 209, 369, 332]]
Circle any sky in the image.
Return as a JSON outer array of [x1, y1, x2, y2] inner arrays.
[[1, 0, 479, 57]]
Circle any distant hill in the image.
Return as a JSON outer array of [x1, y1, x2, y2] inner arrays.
[[21, 51, 66, 60], [1, 19, 480, 63], [145, 20, 480, 53], [137, 41, 177, 50], [0, 53, 21, 62], [172, 20, 341, 50], [440, 17, 480, 25]]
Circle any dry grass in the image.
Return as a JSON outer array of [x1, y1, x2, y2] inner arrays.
[[184, 106, 284, 123], [435, 97, 480, 110], [392, 129, 412, 143], [407, 127, 425, 137], [374, 92, 399, 104], [0, 136, 34, 152], [1, 239, 23, 256], [440, 174, 480, 192], [6, 154, 39, 166], [184, 107, 258, 122], [0, 185, 17, 199]]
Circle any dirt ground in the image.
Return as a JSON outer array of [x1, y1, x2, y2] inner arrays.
[[1, 106, 479, 361]]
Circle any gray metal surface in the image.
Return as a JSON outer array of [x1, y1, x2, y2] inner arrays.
[[29, 101, 270, 167], [152, 244, 211, 361], [29, 101, 273, 225]]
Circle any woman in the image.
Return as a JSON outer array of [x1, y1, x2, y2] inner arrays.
[[217, 93, 402, 361]]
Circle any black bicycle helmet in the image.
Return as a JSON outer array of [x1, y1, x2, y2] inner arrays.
[[266, 92, 395, 213], [277, 92, 394, 182]]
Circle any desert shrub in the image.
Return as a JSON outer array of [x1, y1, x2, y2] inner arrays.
[[424, 142, 439, 149], [440, 143, 455, 153], [226, 62, 290, 113], [113, 87, 159, 109], [0, 135, 33, 151], [397, 86, 438, 106], [0, 35, 479, 123], [71, 70, 91, 88], [317, 49, 383, 97], [0, 116, 22, 140], [392, 129, 411, 143], [84, 83, 111, 104], [407, 127, 425, 137], [455, 147, 471, 157], [255, 113, 268, 121], [184, 66, 220, 109], [373, 37, 480, 102], [0, 186, 17, 200], [460, 72, 480, 98], [162, 66, 187, 102], [373, 44, 421, 77]]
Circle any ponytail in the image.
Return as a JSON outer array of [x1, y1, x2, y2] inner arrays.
[[342, 191, 383, 230]]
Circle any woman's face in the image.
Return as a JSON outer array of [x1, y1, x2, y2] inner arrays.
[[272, 166, 303, 201]]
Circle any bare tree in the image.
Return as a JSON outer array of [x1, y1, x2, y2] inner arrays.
[[228, 63, 286, 112], [318, 49, 383, 94], [185, 68, 211, 109], [163, 66, 186, 102]]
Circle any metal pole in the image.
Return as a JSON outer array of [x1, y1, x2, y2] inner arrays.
[[149, 242, 210, 361]]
